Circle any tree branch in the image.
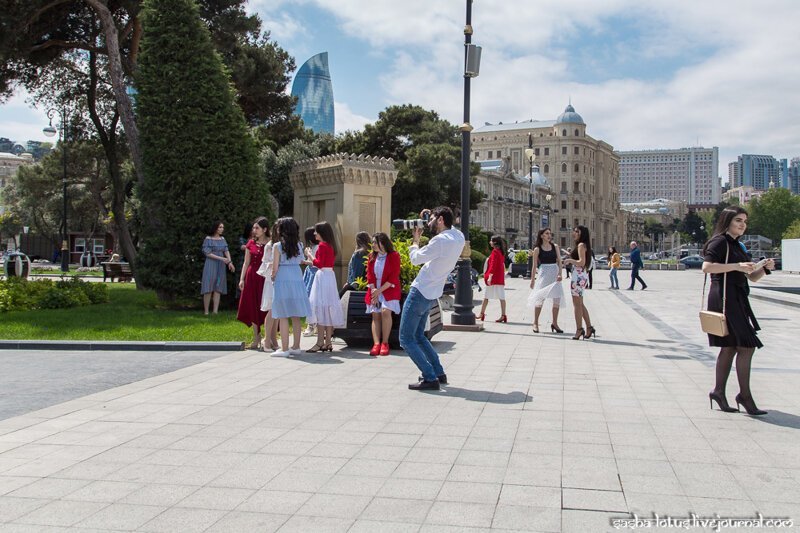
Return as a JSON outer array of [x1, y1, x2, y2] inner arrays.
[[30, 39, 107, 54]]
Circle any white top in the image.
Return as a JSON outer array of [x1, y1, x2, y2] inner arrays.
[[410, 227, 465, 299]]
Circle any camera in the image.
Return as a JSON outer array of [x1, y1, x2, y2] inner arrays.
[[392, 210, 430, 230]]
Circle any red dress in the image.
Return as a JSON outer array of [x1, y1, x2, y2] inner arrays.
[[486, 248, 505, 286], [237, 239, 268, 327]]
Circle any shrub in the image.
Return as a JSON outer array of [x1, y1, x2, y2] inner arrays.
[[393, 239, 423, 293], [514, 250, 529, 264], [470, 250, 486, 273], [0, 278, 108, 312]]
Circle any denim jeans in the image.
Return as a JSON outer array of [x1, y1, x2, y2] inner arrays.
[[399, 287, 444, 382], [630, 266, 646, 289], [609, 268, 619, 289]]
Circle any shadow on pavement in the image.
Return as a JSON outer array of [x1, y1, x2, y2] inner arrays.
[[420, 386, 532, 404], [750, 410, 800, 429]]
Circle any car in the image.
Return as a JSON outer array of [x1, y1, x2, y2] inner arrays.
[[594, 256, 609, 269], [680, 255, 704, 269]]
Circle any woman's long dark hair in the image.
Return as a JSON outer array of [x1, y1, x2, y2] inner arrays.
[[355, 231, 370, 252], [490, 235, 507, 257], [534, 228, 551, 250], [253, 217, 269, 241], [607, 246, 618, 260], [571, 225, 592, 268], [370, 232, 394, 259], [304, 227, 318, 247], [209, 220, 223, 236], [277, 217, 301, 259], [314, 221, 338, 257], [704, 206, 748, 254]]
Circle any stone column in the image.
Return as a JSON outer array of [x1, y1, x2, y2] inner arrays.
[[289, 154, 398, 286]]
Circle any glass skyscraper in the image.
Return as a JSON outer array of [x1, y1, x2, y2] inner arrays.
[[291, 52, 334, 135]]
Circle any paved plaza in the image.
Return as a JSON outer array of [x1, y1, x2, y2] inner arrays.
[[1, 270, 800, 532]]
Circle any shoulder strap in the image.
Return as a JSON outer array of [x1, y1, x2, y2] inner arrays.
[[702, 242, 730, 311]]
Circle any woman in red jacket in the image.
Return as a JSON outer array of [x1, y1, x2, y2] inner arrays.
[[306, 221, 344, 352], [366, 232, 402, 356], [479, 235, 507, 323]]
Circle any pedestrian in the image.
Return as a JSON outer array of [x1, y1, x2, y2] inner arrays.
[[608, 246, 620, 289], [237, 217, 270, 349], [527, 228, 564, 333], [401, 206, 464, 390], [703, 206, 773, 415], [366, 232, 401, 356], [201, 220, 235, 315], [340, 231, 370, 297], [270, 217, 312, 356], [305, 221, 344, 352], [627, 241, 647, 290], [258, 221, 280, 351], [478, 235, 508, 323], [563, 226, 595, 340], [302, 226, 318, 337]]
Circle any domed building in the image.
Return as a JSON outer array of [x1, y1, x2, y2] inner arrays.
[[471, 103, 625, 251]]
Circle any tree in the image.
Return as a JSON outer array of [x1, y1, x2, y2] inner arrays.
[[135, 0, 270, 300], [678, 210, 707, 243], [783, 219, 800, 240], [746, 188, 800, 242], [335, 104, 484, 218]]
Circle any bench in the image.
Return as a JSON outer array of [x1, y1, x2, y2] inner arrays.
[[101, 262, 133, 282]]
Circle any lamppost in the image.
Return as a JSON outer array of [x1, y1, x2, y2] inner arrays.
[[452, 0, 482, 326], [524, 133, 536, 277], [42, 107, 69, 272]]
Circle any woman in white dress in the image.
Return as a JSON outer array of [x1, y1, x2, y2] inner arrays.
[[527, 228, 564, 333], [258, 222, 279, 350]]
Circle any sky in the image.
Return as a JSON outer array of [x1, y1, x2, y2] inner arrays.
[[2, 0, 799, 183]]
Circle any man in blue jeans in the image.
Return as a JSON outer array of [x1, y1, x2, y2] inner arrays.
[[627, 241, 647, 290], [400, 206, 465, 391]]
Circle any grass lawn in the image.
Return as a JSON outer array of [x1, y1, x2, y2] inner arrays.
[[1, 284, 255, 342], [30, 268, 104, 277]]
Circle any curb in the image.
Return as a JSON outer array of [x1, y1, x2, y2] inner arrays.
[[749, 292, 800, 309], [0, 340, 245, 352]]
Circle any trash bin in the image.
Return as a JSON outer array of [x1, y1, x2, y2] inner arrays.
[[4, 251, 31, 278]]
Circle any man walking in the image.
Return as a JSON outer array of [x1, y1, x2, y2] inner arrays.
[[627, 241, 647, 290], [400, 206, 465, 391]]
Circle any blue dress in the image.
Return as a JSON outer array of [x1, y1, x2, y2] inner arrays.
[[201, 237, 228, 294], [272, 242, 312, 319]]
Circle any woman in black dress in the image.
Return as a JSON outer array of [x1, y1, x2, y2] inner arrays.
[[703, 207, 773, 415]]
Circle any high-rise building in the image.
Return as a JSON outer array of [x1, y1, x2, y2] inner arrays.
[[290, 52, 335, 135], [728, 161, 739, 187], [790, 158, 800, 195], [471, 104, 623, 250], [617, 147, 720, 205], [730, 154, 788, 190]]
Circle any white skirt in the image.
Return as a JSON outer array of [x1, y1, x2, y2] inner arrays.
[[309, 268, 345, 327], [366, 294, 401, 314], [527, 263, 563, 308], [259, 265, 273, 312], [484, 284, 506, 300]]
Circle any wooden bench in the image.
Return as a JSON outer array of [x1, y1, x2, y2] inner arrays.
[[101, 262, 133, 282]]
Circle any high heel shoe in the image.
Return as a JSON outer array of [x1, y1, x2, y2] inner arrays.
[[322, 343, 334, 352], [532, 324, 539, 333], [735, 393, 767, 416], [550, 324, 563, 333], [709, 391, 739, 413], [306, 343, 324, 353], [495, 315, 507, 323], [479, 313, 486, 322], [585, 326, 596, 339], [572, 328, 585, 340]]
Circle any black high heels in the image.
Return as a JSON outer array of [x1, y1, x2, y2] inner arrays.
[[572, 328, 585, 340], [585, 326, 597, 339], [550, 324, 563, 333], [709, 391, 738, 413], [735, 393, 767, 416]]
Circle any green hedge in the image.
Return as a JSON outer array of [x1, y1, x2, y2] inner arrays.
[[471, 250, 487, 273], [0, 278, 109, 312]]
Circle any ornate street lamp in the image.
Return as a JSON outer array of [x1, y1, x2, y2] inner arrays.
[[524, 133, 536, 277], [42, 108, 69, 272]]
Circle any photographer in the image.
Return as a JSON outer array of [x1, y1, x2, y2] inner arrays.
[[400, 206, 465, 391]]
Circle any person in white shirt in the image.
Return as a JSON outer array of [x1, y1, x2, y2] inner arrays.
[[401, 206, 465, 391]]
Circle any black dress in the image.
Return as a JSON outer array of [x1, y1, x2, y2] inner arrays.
[[704, 233, 762, 348]]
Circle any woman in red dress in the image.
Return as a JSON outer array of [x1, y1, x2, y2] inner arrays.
[[478, 235, 507, 323], [237, 217, 270, 349], [365, 232, 402, 356]]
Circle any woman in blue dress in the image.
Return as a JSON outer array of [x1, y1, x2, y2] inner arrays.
[[270, 217, 312, 356], [201, 221, 235, 314]]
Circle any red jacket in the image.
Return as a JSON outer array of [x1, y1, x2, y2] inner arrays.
[[485, 248, 505, 286], [366, 251, 402, 302], [312, 241, 335, 268]]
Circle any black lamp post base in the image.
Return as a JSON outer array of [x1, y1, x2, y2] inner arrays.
[[450, 257, 476, 325]]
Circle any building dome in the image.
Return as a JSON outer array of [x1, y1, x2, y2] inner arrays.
[[556, 104, 584, 125]]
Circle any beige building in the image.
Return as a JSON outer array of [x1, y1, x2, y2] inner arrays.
[[722, 185, 764, 205], [0, 152, 33, 215], [471, 104, 623, 250]]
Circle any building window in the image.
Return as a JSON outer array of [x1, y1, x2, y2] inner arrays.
[[561, 218, 567, 229], [561, 182, 567, 193], [474, 151, 480, 159], [561, 200, 567, 210], [560, 146, 567, 155], [561, 163, 567, 173], [534, 148, 540, 156], [574, 146, 579, 155], [75, 239, 85, 253], [497, 149, 502, 157], [575, 129, 580, 136], [574, 200, 579, 209], [544, 148, 550, 156], [562, 129, 567, 136], [544, 164, 549, 174], [574, 218, 579, 228], [574, 181, 580, 192], [561, 237, 566, 247], [488, 151, 493, 159], [574, 163, 579, 172]]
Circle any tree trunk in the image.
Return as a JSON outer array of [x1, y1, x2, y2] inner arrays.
[[85, 0, 145, 189]]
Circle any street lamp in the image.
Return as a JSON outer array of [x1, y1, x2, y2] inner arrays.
[[452, 0, 481, 326], [524, 133, 536, 277], [42, 108, 69, 272]]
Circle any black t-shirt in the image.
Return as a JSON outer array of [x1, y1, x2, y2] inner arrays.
[[704, 233, 748, 287]]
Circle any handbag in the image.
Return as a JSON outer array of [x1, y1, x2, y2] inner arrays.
[[699, 243, 729, 337]]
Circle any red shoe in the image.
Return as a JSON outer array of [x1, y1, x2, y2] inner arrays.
[[379, 343, 390, 356], [479, 313, 486, 321], [495, 315, 507, 323], [369, 343, 381, 356]]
